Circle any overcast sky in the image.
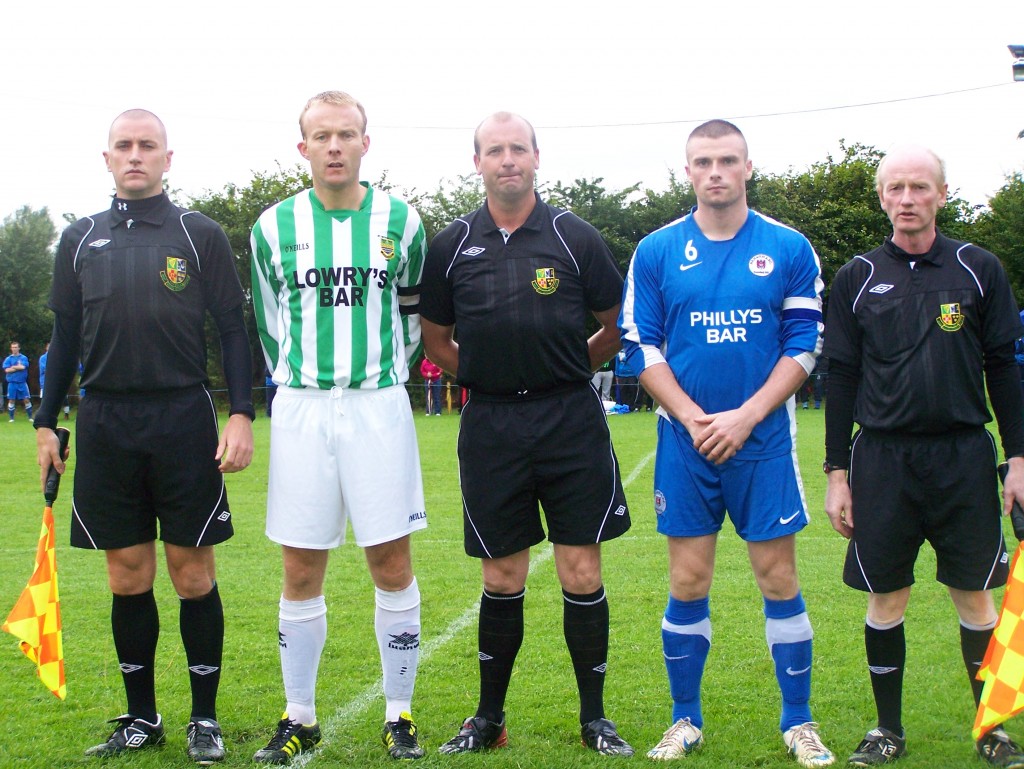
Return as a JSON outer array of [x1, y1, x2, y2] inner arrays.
[[3, 1, 1023, 229]]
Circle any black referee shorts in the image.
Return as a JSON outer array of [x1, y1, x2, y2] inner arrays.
[[844, 427, 1008, 594], [458, 383, 631, 559], [71, 387, 233, 550]]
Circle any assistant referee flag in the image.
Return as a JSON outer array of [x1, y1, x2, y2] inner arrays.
[[3, 426, 69, 700], [975, 470, 1024, 739], [3, 505, 65, 700]]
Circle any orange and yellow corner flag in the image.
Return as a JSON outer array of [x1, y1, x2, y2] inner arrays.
[[975, 546, 1024, 740], [3, 505, 65, 700]]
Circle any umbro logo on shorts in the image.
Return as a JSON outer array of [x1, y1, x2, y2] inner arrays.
[[614, 505, 626, 516], [217, 511, 230, 522]]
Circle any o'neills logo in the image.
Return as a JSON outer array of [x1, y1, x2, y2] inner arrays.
[[532, 267, 559, 295], [161, 256, 190, 291]]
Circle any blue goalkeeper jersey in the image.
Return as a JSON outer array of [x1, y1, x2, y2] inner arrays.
[[620, 208, 822, 459]]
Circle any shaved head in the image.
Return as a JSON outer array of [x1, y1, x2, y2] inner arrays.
[[687, 119, 748, 161], [109, 109, 167, 147]]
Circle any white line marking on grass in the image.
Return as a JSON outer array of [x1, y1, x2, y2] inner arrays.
[[623, 449, 655, 488], [295, 449, 655, 764]]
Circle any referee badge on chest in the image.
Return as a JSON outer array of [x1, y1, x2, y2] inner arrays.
[[532, 267, 559, 295], [936, 302, 964, 332], [160, 256, 190, 291]]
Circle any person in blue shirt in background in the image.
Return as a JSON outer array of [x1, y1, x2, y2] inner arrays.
[[4, 341, 33, 423]]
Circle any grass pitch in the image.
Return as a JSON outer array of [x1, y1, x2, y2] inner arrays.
[[0, 403, 1012, 766]]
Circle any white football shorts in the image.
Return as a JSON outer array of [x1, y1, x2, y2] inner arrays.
[[266, 385, 427, 549]]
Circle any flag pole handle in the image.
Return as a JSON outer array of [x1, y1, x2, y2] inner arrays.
[[997, 462, 1024, 542], [44, 427, 71, 506]]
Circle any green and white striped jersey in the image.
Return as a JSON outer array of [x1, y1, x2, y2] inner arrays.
[[251, 184, 425, 390]]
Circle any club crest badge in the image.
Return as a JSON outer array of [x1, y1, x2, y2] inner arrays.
[[160, 256, 190, 291], [654, 489, 667, 515], [749, 254, 774, 277], [532, 267, 559, 295], [936, 302, 964, 332], [380, 237, 396, 260]]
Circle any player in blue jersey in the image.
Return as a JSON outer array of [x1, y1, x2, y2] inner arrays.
[[619, 120, 833, 767], [4, 341, 32, 422]]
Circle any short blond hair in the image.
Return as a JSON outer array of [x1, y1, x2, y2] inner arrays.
[[299, 91, 367, 138], [875, 145, 946, 191]]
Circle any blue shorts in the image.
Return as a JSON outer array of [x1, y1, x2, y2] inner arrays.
[[653, 417, 808, 541], [7, 382, 29, 400]]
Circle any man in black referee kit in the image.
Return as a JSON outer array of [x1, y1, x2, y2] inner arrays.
[[419, 111, 633, 756], [823, 145, 1024, 767], [34, 109, 255, 764]]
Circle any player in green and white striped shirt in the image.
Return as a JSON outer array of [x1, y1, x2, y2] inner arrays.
[[251, 182, 424, 390], [250, 91, 428, 764]]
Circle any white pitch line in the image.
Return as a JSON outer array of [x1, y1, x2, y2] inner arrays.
[[293, 448, 655, 765]]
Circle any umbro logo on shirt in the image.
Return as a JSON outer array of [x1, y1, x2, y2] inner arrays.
[[461, 246, 486, 256], [869, 284, 895, 294], [88, 239, 111, 248]]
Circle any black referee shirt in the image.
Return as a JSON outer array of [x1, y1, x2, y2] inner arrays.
[[420, 194, 623, 396], [822, 231, 1023, 434], [44, 193, 249, 402]]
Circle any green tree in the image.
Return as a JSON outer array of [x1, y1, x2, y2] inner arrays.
[[0, 206, 57, 351], [547, 177, 641, 270], [746, 142, 976, 291], [403, 174, 484, 241], [629, 172, 696, 244], [747, 142, 890, 288], [974, 171, 1024, 306]]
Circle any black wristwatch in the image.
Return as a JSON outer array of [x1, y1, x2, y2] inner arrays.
[[822, 460, 847, 474]]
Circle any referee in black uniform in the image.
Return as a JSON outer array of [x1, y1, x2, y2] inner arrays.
[[823, 145, 1024, 767], [420, 111, 633, 756], [34, 109, 254, 764]]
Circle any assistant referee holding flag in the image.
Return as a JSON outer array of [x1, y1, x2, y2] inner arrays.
[[35, 109, 255, 764], [824, 144, 1024, 767]]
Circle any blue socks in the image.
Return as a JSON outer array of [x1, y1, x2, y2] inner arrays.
[[764, 593, 813, 731], [662, 595, 711, 728]]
